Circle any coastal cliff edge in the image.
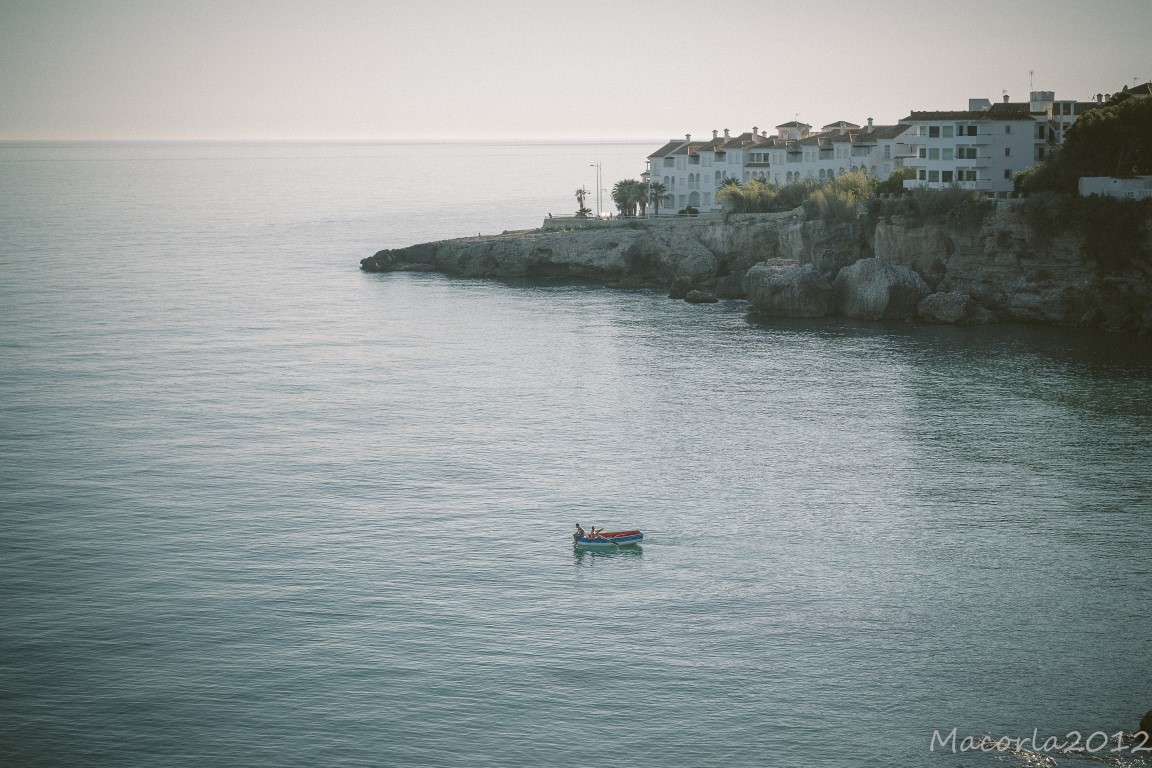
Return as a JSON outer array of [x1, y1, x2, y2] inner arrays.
[[361, 209, 1152, 334]]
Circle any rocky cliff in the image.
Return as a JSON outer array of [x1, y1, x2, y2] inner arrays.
[[361, 208, 1152, 334]]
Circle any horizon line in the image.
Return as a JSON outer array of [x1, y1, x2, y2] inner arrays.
[[0, 135, 666, 145]]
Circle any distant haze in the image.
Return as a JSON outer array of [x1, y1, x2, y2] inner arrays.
[[1, 0, 1148, 141]]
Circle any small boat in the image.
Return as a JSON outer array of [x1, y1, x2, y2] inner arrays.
[[574, 529, 643, 548]]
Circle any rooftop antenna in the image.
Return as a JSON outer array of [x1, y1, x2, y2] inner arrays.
[[1029, 70, 1034, 90]]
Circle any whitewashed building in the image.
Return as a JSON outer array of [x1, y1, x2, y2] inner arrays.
[[989, 91, 1101, 143], [643, 83, 1141, 207], [899, 90, 1110, 193], [644, 120, 912, 213], [1079, 176, 1152, 200], [768, 119, 912, 186]]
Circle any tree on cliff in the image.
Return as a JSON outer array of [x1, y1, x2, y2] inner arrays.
[[1017, 92, 1152, 194], [648, 181, 668, 216], [611, 179, 645, 217], [575, 187, 591, 217]]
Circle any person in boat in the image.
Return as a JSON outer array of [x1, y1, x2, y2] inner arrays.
[[574, 523, 586, 543], [589, 527, 604, 538]]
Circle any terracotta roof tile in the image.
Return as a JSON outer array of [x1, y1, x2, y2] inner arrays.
[[647, 140, 684, 159], [901, 110, 1037, 122]]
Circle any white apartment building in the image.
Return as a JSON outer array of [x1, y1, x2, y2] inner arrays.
[[643, 83, 1140, 207], [769, 119, 911, 187], [899, 90, 1109, 193], [989, 91, 1100, 143], [899, 106, 1044, 193], [1079, 176, 1152, 200], [645, 120, 912, 213]]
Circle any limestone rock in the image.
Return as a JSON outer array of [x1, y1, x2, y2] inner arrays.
[[360, 208, 1152, 333], [743, 260, 834, 317], [834, 257, 930, 320], [918, 292, 972, 324], [684, 290, 718, 303], [712, 272, 746, 300]]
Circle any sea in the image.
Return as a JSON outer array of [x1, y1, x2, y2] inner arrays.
[[1, 140, 1150, 768]]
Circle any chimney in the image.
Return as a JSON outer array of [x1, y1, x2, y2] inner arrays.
[[1096, 93, 1103, 104], [839, 123, 846, 136], [723, 128, 730, 140], [867, 117, 874, 133], [713, 129, 718, 140], [685, 134, 691, 144], [1003, 94, 1010, 103], [752, 126, 758, 136]]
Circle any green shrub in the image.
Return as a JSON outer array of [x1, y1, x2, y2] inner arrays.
[[874, 167, 916, 195]]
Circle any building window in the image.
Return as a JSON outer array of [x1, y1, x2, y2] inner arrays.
[[1004, 169, 1012, 180], [918, 169, 926, 181], [943, 148, 954, 161], [928, 126, 940, 138], [928, 170, 940, 182], [942, 170, 953, 183], [664, 158, 675, 167], [943, 126, 954, 138], [928, 148, 940, 160], [1004, 147, 1011, 157], [918, 147, 927, 159], [884, 145, 891, 160], [1005, 125, 1012, 134]]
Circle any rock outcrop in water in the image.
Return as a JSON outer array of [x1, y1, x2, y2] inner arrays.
[[361, 207, 1152, 334], [832, 257, 930, 321], [742, 260, 834, 317]]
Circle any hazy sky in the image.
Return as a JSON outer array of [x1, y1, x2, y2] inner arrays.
[[1, 0, 1149, 141]]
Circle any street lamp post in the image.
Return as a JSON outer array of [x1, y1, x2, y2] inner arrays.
[[589, 162, 601, 219]]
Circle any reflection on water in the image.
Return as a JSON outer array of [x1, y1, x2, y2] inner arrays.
[[573, 546, 645, 564]]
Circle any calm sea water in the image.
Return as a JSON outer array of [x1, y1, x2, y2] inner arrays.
[[2, 141, 1150, 768]]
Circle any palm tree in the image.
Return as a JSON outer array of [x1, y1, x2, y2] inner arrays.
[[575, 187, 590, 217], [611, 179, 644, 217], [647, 181, 668, 216]]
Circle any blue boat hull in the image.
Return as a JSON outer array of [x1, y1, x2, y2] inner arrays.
[[574, 533, 643, 548]]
